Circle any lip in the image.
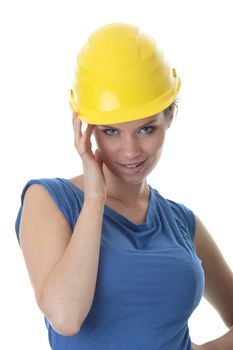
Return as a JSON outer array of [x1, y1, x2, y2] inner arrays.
[[119, 160, 145, 166], [118, 158, 147, 174]]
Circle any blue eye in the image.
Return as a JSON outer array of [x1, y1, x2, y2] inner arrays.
[[103, 126, 156, 136], [140, 126, 155, 134], [103, 129, 119, 136]]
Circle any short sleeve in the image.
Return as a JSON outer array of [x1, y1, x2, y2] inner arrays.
[[15, 178, 82, 246], [166, 200, 196, 243]]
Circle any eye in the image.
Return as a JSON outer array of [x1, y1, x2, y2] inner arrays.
[[140, 126, 156, 134], [103, 128, 119, 136], [103, 126, 156, 136]]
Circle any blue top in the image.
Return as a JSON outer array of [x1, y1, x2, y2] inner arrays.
[[15, 178, 205, 350]]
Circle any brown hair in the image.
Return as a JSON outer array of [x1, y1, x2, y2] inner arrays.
[[163, 97, 180, 120]]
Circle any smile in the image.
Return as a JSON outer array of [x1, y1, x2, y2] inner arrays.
[[118, 158, 147, 173]]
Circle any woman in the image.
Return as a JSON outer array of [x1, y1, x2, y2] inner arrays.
[[15, 23, 233, 349]]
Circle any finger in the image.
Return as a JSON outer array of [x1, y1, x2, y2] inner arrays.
[[78, 131, 93, 158], [72, 112, 79, 125], [85, 124, 95, 138], [72, 112, 82, 139]]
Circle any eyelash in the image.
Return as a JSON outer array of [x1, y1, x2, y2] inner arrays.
[[103, 126, 156, 136]]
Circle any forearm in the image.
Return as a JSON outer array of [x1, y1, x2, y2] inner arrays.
[[203, 325, 233, 350], [192, 325, 233, 350], [40, 198, 105, 335]]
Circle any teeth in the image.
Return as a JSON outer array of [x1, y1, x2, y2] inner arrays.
[[124, 162, 142, 168]]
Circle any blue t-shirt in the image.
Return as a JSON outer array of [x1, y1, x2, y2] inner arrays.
[[15, 178, 205, 350]]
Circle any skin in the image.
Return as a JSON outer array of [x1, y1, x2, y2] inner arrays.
[[91, 111, 173, 205]]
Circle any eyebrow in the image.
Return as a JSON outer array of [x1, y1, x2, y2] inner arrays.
[[98, 117, 158, 129]]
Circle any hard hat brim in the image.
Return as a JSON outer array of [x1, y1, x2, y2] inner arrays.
[[69, 78, 181, 125]]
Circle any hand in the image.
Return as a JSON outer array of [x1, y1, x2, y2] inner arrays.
[[72, 112, 107, 201]]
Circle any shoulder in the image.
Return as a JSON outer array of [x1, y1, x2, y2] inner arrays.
[[194, 214, 221, 259], [154, 189, 196, 242], [67, 175, 84, 191], [20, 177, 83, 205], [15, 177, 83, 245], [21, 177, 70, 195]]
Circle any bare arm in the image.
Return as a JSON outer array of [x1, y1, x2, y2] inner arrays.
[[19, 184, 105, 336], [19, 113, 107, 336], [192, 326, 233, 349], [194, 215, 233, 328], [192, 215, 233, 349]]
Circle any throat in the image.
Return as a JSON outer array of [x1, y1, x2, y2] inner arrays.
[[105, 196, 150, 225]]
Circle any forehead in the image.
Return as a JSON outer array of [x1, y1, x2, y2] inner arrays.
[[96, 112, 163, 129]]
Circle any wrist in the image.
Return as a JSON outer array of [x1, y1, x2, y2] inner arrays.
[[84, 196, 106, 205]]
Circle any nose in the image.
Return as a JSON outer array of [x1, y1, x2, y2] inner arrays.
[[122, 136, 141, 159]]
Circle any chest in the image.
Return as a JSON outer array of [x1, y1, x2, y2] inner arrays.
[[105, 198, 149, 225], [95, 243, 205, 320]]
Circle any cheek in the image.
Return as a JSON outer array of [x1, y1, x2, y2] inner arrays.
[[93, 131, 103, 148], [149, 129, 166, 153], [94, 133, 113, 156]]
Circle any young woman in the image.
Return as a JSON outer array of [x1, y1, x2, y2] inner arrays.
[[15, 23, 233, 349]]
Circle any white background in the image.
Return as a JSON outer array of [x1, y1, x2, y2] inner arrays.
[[1, 0, 233, 348]]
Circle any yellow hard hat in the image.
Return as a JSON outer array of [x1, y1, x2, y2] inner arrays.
[[69, 23, 181, 125]]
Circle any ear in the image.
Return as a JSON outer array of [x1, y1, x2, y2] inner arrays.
[[166, 113, 174, 129], [168, 117, 173, 128], [166, 105, 175, 128]]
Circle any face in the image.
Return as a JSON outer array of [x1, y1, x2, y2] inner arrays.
[[93, 112, 172, 183]]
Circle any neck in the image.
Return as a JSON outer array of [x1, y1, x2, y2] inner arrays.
[[103, 164, 150, 205]]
